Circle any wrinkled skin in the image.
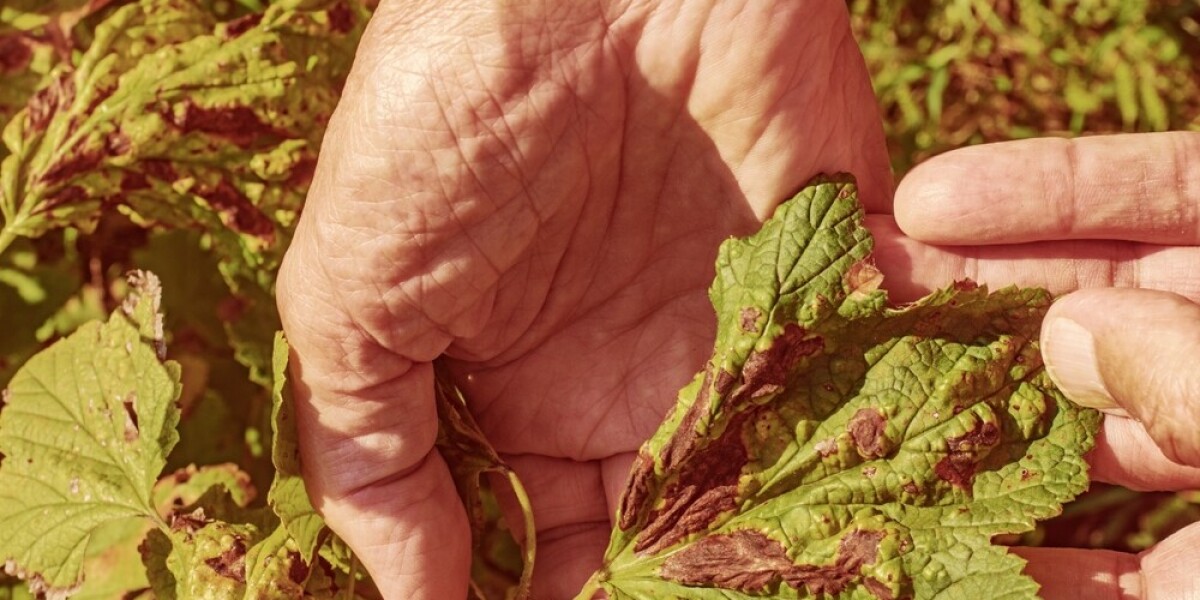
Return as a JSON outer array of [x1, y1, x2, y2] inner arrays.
[[278, 0, 1200, 598], [279, 1, 889, 596]]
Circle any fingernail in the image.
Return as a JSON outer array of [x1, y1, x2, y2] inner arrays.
[[1042, 317, 1127, 416]]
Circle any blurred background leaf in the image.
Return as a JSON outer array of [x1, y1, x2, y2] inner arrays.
[[850, 0, 1200, 174], [849, 0, 1200, 552]]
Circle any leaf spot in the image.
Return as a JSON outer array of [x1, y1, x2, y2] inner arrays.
[[122, 392, 139, 442], [848, 408, 891, 459]]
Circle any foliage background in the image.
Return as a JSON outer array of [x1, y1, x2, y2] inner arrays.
[[850, 0, 1200, 551], [0, 0, 1197, 597]]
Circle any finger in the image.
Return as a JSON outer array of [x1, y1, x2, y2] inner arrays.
[[1040, 288, 1200, 466], [1012, 547, 1140, 600], [672, 0, 893, 215], [893, 132, 1200, 245], [1088, 416, 1200, 492], [868, 215, 1200, 304], [533, 523, 610, 598], [279, 234, 471, 598], [276, 0, 516, 589], [1013, 521, 1200, 599]]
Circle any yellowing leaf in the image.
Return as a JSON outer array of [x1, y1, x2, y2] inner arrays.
[[0, 271, 180, 595]]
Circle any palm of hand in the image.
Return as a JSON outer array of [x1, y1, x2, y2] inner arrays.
[[280, 1, 889, 597]]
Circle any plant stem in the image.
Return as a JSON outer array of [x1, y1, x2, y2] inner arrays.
[[346, 553, 358, 599], [572, 572, 604, 600], [0, 227, 17, 258]]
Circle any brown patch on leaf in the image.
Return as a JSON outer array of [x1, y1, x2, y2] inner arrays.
[[739, 307, 761, 333], [122, 392, 139, 442], [121, 172, 149, 192], [863, 577, 897, 600], [142, 159, 179, 182], [787, 529, 886, 595], [39, 149, 101, 187], [636, 406, 754, 554], [659, 529, 796, 592], [0, 35, 32, 73], [28, 74, 74, 134], [661, 528, 887, 596], [198, 180, 275, 239], [287, 551, 309, 583], [169, 508, 209, 533], [224, 13, 263, 38], [935, 421, 1001, 489], [327, 1, 354, 33], [735, 324, 823, 401], [168, 102, 284, 147], [952, 279, 979, 292], [845, 260, 884, 296], [848, 408, 890, 459], [662, 368, 735, 472], [617, 450, 655, 531], [203, 537, 247, 583], [38, 185, 89, 213], [285, 156, 317, 187]]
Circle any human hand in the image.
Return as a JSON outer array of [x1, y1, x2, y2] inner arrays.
[[887, 131, 1200, 599], [275, 0, 890, 597]]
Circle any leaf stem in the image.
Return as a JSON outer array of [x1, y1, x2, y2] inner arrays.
[[506, 468, 537, 597], [0, 227, 17, 258], [572, 571, 604, 600], [346, 552, 358, 600]]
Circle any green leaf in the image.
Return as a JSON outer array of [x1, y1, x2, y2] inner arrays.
[[69, 518, 152, 600], [243, 523, 309, 599], [266, 332, 327, 562], [0, 270, 181, 595], [0, 235, 82, 385], [585, 176, 1100, 600]]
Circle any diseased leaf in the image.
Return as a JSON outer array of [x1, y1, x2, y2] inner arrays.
[[0, 0, 113, 134], [68, 518, 151, 600], [142, 475, 292, 600], [243, 524, 310, 598], [0, 271, 180, 596], [140, 514, 258, 600], [0, 0, 362, 254], [435, 366, 537, 600], [152, 464, 258, 516], [468, 486, 530, 600], [0, 0, 367, 384], [584, 176, 1100, 600]]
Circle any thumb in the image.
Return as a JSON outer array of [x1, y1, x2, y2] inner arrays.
[[1041, 288, 1200, 466]]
